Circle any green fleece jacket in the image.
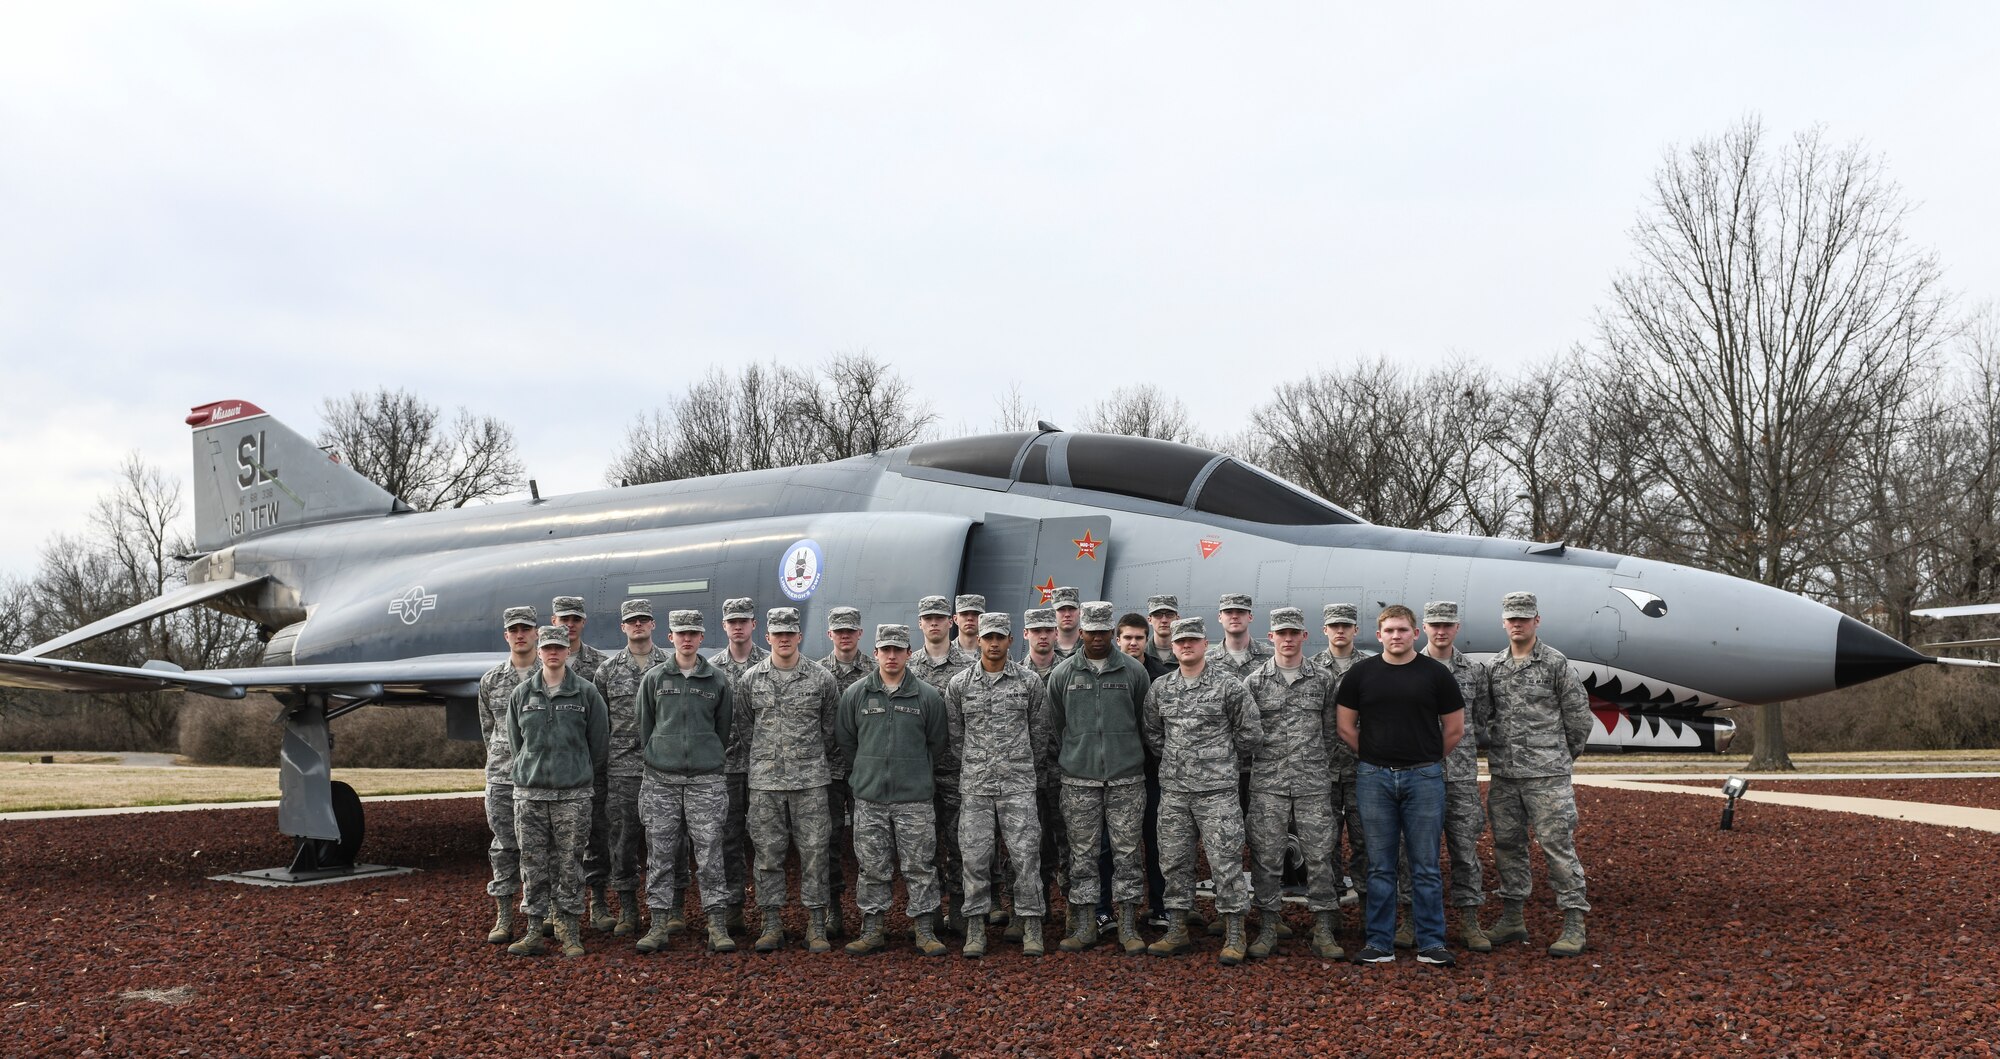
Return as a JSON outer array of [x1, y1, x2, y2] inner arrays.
[[1048, 650, 1153, 785], [506, 667, 610, 792], [634, 653, 733, 778], [836, 671, 948, 804]]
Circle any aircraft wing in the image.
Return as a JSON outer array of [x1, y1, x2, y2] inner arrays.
[[0, 652, 496, 702], [18, 575, 270, 659]]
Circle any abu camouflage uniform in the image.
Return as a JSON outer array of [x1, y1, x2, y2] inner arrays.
[[1206, 638, 1275, 775], [711, 641, 768, 905], [1143, 640, 1262, 916], [909, 636, 975, 914], [635, 648, 734, 912], [1484, 638, 1592, 912], [837, 659, 949, 920], [478, 656, 536, 897], [1242, 655, 1343, 914], [945, 654, 1054, 920], [507, 661, 609, 920], [737, 653, 841, 911], [591, 644, 671, 895], [1312, 645, 1376, 890], [818, 645, 870, 907], [1048, 647, 1152, 909]]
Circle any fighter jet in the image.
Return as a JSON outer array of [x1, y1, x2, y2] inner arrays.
[[0, 399, 1951, 873]]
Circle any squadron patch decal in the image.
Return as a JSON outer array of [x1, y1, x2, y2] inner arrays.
[[779, 539, 825, 601], [1199, 538, 1222, 559]]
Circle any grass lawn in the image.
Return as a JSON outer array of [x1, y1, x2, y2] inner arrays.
[[0, 762, 484, 813]]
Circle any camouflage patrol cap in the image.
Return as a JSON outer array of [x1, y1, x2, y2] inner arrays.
[[535, 625, 569, 649], [1024, 607, 1058, 630], [917, 594, 953, 617], [1052, 586, 1081, 609], [977, 612, 1011, 637], [766, 607, 802, 634], [1080, 601, 1116, 632], [722, 597, 756, 621], [826, 606, 862, 631], [1322, 603, 1359, 626], [1170, 616, 1207, 642], [668, 609, 704, 633], [954, 594, 987, 615], [1218, 592, 1254, 612], [1423, 600, 1461, 625], [552, 595, 587, 618], [1269, 607, 1307, 632], [875, 624, 912, 650], [502, 606, 538, 630], [620, 598, 654, 622], [1145, 594, 1180, 616], [1501, 592, 1540, 619]]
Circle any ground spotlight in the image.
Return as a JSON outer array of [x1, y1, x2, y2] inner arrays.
[[1720, 775, 1749, 830]]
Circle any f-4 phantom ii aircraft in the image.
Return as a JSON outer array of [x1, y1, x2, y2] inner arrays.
[[0, 399, 1954, 874]]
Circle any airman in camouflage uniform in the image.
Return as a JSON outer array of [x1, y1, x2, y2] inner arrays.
[[910, 593, 975, 931], [1206, 591, 1274, 935], [1021, 607, 1068, 913], [1242, 607, 1344, 959], [1394, 600, 1493, 951], [1051, 586, 1082, 660], [1048, 601, 1153, 954], [736, 607, 842, 953], [1314, 602, 1373, 908], [633, 609, 736, 954], [836, 625, 951, 957], [1144, 616, 1262, 965], [954, 594, 986, 653], [1144, 595, 1180, 674], [506, 626, 610, 957], [1482, 591, 1593, 957], [710, 596, 768, 933], [588, 598, 668, 937], [1138, 595, 1179, 926], [477, 606, 539, 944], [1021, 607, 1062, 679], [817, 605, 869, 939], [552, 594, 613, 929], [946, 612, 1054, 957]]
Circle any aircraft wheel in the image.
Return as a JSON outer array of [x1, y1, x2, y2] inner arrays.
[[317, 780, 364, 868]]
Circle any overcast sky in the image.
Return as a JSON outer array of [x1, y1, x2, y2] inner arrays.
[[3, 2, 1996, 580]]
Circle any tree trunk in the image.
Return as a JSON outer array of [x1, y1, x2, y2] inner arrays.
[[1748, 702, 1796, 771]]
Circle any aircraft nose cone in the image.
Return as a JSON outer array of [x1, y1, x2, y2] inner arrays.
[[1835, 615, 1929, 689]]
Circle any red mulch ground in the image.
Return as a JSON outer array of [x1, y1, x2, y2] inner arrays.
[[2, 787, 1995, 1057]]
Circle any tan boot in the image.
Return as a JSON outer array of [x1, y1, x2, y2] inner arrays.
[[1058, 907, 1099, 952], [1207, 906, 1227, 937], [754, 908, 786, 952], [1184, 908, 1207, 936], [912, 912, 947, 957], [486, 896, 514, 945], [705, 907, 737, 953], [826, 902, 846, 940], [1310, 910, 1344, 960], [588, 888, 615, 933], [1273, 915, 1295, 939], [635, 908, 675, 954], [1003, 905, 1025, 943], [1218, 912, 1248, 966], [844, 911, 887, 956], [1020, 915, 1044, 957], [540, 915, 556, 938], [1147, 911, 1192, 957], [806, 907, 831, 954], [554, 914, 586, 958], [1247, 914, 1279, 958], [663, 887, 687, 937], [507, 917, 546, 956], [1547, 909, 1587, 957], [1115, 902, 1145, 956], [613, 891, 640, 937], [1394, 910, 1415, 949], [725, 903, 745, 934], [1490, 899, 1528, 945], [962, 920, 988, 959], [1460, 908, 1492, 953]]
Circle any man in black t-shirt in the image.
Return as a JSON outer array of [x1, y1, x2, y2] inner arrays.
[[1335, 605, 1464, 967]]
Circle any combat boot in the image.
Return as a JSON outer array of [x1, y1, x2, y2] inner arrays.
[[613, 891, 641, 937], [1490, 899, 1528, 945], [938, 903, 964, 937], [1003, 906, 1025, 943], [663, 887, 687, 936], [1248, 914, 1280, 959], [507, 918, 546, 957], [1020, 915, 1044, 957], [588, 887, 616, 933], [486, 896, 515, 945], [754, 908, 787, 952], [912, 912, 948, 957], [540, 915, 556, 938], [826, 902, 846, 940], [554, 914, 586, 958], [1547, 909, 1587, 957], [1115, 902, 1145, 956], [1460, 908, 1492, 953], [635, 909, 676, 954], [705, 907, 737, 953], [806, 906, 831, 954], [990, 905, 1012, 927], [1207, 907, 1227, 937], [1059, 908, 1099, 952], [1184, 908, 1207, 936], [1147, 911, 1193, 957], [962, 920, 988, 959], [725, 902, 746, 935], [845, 912, 887, 956], [1310, 910, 1344, 960], [1394, 910, 1415, 949], [1218, 912, 1248, 966]]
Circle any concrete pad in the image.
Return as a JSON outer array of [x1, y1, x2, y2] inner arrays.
[[1574, 776, 2000, 833]]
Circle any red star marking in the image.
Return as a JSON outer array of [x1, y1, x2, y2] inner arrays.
[[1199, 538, 1222, 559], [1073, 530, 1101, 560], [1035, 577, 1057, 604]]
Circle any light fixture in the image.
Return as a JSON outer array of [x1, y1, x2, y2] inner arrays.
[[1720, 775, 1749, 830]]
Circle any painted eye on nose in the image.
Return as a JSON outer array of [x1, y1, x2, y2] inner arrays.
[[1612, 586, 1669, 618]]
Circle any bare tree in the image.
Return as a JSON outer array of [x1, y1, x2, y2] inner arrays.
[[990, 383, 1042, 433], [795, 353, 938, 459], [317, 388, 524, 510], [1598, 118, 1948, 770], [1083, 385, 1202, 444]]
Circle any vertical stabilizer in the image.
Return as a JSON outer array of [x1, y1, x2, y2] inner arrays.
[[187, 400, 403, 552]]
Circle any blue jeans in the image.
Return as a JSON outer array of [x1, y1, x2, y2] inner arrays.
[[1356, 761, 1446, 951]]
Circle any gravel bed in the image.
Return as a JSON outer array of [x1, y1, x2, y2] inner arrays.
[[2, 788, 1995, 1057]]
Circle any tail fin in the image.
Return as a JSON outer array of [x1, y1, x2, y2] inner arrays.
[[187, 400, 405, 552]]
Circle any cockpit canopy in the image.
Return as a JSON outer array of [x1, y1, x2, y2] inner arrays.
[[904, 431, 1363, 526]]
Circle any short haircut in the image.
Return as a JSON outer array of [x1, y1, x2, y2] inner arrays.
[[1117, 611, 1148, 632], [1377, 604, 1417, 629]]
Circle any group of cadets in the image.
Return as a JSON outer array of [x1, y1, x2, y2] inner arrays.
[[477, 585, 1592, 965]]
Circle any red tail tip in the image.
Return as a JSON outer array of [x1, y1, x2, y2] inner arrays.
[[186, 400, 268, 428]]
